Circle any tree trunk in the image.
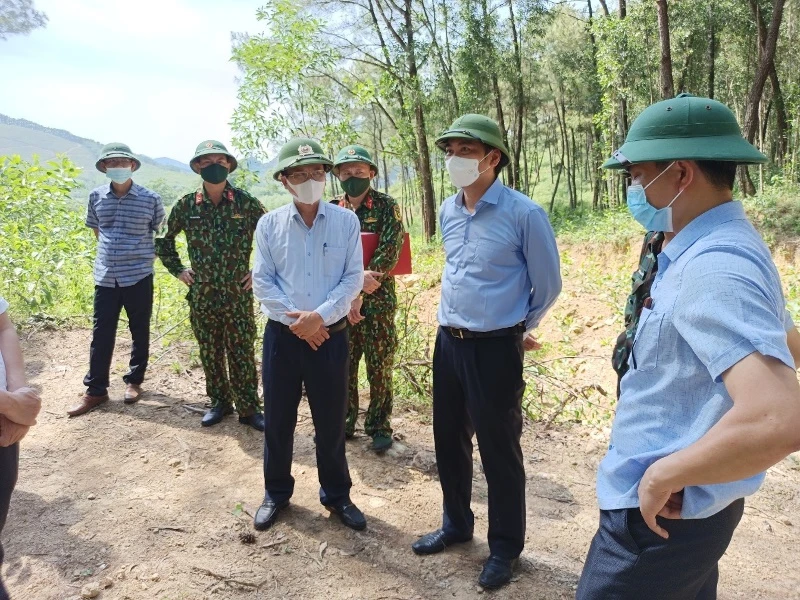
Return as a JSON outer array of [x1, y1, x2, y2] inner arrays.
[[749, 0, 789, 162], [706, 2, 716, 98], [508, 0, 524, 191], [656, 0, 675, 99], [405, 0, 436, 239], [739, 0, 786, 195]]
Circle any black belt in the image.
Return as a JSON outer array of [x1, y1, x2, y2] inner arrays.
[[270, 316, 348, 334], [443, 322, 525, 339]]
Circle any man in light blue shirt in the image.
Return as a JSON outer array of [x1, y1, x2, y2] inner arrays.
[[412, 114, 561, 590], [251, 138, 366, 533], [577, 94, 800, 599]]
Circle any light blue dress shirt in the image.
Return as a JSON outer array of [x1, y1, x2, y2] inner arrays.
[[597, 201, 795, 519], [252, 200, 364, 326], [437, 178, 562, 332]]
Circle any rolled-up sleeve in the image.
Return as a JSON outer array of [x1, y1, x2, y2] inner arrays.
[[674, 248, 794, 381], [523, 208, 562, 330], [315, 212, 364, 323]]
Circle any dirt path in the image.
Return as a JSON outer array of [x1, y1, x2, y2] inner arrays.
[[6, 244, 800, 599]]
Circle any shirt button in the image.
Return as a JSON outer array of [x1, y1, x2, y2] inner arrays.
[[307, 293, 311, 297], [307, 272, 311, 276], [307, 253, 311, 256]]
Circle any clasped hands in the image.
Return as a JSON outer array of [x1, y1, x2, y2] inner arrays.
[[286, 311, 329, 350], [0, 386, 42, 447]]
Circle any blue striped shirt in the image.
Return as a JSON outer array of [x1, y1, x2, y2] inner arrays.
[[86, 183, 165, 287], [252, 200, 363, 326]]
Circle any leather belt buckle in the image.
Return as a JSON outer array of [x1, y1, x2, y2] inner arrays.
[[451, 327, 465, 339]]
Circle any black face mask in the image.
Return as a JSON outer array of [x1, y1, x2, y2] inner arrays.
[[200, 163, 229, 184]]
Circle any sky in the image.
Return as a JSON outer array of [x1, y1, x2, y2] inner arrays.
[[1, 0, 262, 161]]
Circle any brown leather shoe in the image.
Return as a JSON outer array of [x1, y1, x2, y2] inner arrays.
[[67, 393, 109, 417], [124, 383, 143, 404]]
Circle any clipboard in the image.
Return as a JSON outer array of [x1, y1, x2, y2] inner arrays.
[[361, 232, 412, 275]]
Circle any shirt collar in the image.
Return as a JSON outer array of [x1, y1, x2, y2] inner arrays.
[[289, 198, 327, 220], [454, 177, 503, 208], [662, 200, 747, 264], [106, 181, 138, 199], [196, 183, 235, 205]]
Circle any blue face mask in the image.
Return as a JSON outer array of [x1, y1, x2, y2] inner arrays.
[[106, 167, 132, 184], [626, 162, 684, 232]]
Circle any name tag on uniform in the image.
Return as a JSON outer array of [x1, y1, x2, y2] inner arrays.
[[189, 216, 201, 221], [233, 214, 244, 219], [364, 217, 378, 223]]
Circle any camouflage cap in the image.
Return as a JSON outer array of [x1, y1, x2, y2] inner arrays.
[[190, 140, 238, 174], [332, 144, 378, 176], [435, 114, 510, 168], [603, 93, 767, 169], [95, 142, 142, 173], [273, 137, 333, 181]]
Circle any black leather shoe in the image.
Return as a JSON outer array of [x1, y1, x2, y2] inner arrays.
[[239, 413, 265, 431], [478, 555, 518, 590], [411, 529, 472, 555], [253, 499, 289, 531], [326, 501, 367, 531], [201, 405, 233, 427]]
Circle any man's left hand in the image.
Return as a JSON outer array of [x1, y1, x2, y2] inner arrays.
[[638, 459, 683, 539], [241, 271, 253, 291], [287, 311, 325, 339], [0, 415, 30, 447], [523, 333, 542, 351]]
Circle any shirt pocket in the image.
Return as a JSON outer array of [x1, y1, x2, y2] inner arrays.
[[323, 246, 347, 278], [120, 210, 153, 237], [478, 237, 519, 268], [630, 307, 663, 372]]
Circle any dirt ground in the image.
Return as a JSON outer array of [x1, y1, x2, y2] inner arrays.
[[5, 240, 800, 600]]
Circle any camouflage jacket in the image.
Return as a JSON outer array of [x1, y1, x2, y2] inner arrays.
[[612, 231, 665, 393], [331, 188, 404, 314], [155, 184, 265, 292]]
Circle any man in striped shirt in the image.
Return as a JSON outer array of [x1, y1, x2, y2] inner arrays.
[[68, 143, 165, 417]]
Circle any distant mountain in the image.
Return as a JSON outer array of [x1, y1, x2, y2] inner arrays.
[[0, 114, 199, 202], [154, 157, 192, 172], [0, 114, 296, 208]]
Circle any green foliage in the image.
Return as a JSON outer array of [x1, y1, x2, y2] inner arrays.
[[0, 155, 93, 319]]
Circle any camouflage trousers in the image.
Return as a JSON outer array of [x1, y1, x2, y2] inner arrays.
[[188, 284, 262, 417], [345, 307, 397, 437]]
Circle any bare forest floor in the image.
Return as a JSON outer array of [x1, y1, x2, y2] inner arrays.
[[5, 239, 800, 600]]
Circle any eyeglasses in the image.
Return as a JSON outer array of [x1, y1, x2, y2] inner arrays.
[[285, 169, 328, 184], [103, 158, 133, 167]]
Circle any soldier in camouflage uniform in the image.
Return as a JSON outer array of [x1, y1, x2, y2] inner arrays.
[[611, 231, 664, 397], [155, 140, 265, 431], [332, 145, 404, 452]]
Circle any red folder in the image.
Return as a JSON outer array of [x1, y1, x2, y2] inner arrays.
[[361, 232, 412, 275]]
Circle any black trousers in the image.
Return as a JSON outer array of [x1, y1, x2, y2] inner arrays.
[[432, 327, 526, 559], [576, 499, 744, 600], [261, 320, 352, 506], [0, 443, 19, 600], [83, 274, 153, 396]]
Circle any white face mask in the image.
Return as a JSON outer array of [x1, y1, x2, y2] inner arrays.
[[445, 154, 492, 189], [289, 179, 326, 205], [106, 167, 132, 184]]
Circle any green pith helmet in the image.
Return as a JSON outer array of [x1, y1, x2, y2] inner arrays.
[[603, 93, 767, 169], [95, 142, 141, 172], [332, 144, 378, 176], [190, 140, 238, 174], [272, 137, 333, 180], [435, 114, 510, 168]]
